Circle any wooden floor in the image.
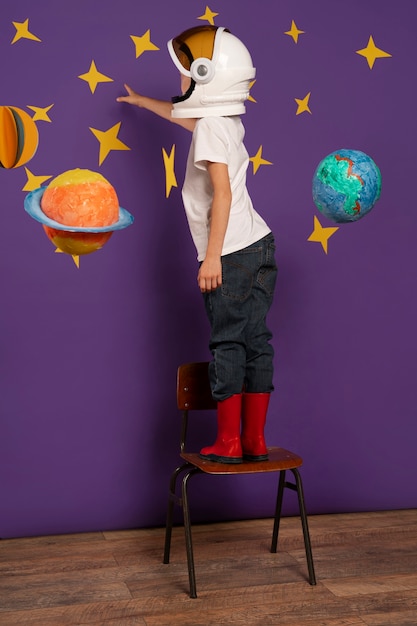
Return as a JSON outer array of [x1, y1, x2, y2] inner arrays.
[[1, 509, 416, 625]]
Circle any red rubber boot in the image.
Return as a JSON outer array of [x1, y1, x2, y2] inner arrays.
[[199, 394, 243, 464], [241, 393, 270, 461]]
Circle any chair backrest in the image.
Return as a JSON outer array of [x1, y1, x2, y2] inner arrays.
[[177, 362, 217, 411]]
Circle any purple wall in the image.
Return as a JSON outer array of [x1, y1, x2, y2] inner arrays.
[[1, 0, 416, 538]]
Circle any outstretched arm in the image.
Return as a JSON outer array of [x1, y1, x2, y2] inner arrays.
[[117, 84, 196, 132], [198, 161, 232, 293]]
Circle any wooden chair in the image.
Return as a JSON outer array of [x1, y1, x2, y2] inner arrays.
[[163, 361, 316, 598]]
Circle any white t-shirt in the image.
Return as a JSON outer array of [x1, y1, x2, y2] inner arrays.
[[182, 116, 271, 262]]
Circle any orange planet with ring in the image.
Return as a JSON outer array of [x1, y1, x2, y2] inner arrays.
[[24, 168, 134, 257], [40, 169, 119, 255]]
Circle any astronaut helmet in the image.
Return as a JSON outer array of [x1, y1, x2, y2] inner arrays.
[[167, 25, 256, 118]]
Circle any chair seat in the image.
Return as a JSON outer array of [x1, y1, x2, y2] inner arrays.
[[181, 446, 303, 475]]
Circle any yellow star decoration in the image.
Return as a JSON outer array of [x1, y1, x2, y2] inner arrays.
[[55, 249, 80, 269], [356, 35, 392, 70], [162, 145, 178, 198], [22, 168, 52, 191], [89, 122, 130, 166], [130, 30, 159, 59], [249, 146, 273, 175], [248, 80, 257, 103], [78, 61, 113, 94], [285, 20, 305, 44], [198, 6, 219, 26], [308, 216, 339, 254], [11, 18, 41, 44], [26, 104, 54, 122], [295, 92, 312, 115]]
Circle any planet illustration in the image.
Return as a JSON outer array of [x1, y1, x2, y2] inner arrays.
[[312, 149, 381, 223], [0, 105, 39, 169], [24, 168, 134, 256]]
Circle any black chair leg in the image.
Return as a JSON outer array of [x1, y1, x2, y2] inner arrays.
[[291, 468, 316, 585], [163, 463, 193, 565], [270, 469, 316, 586], [182, 468, 201, 599], [271, 470, 286, 553]]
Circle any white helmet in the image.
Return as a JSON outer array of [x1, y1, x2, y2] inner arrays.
[[167, 26, 256, 118]]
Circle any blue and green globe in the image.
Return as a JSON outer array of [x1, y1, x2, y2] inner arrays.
[[312, 149, 382, 223]]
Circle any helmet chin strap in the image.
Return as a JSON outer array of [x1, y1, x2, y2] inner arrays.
[[172, 80, 196, 104]]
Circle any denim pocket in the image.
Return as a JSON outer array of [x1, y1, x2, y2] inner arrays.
[[221, 247, 262, 301]]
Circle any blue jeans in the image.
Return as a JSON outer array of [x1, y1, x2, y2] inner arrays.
[[202, 232, 277, 401]]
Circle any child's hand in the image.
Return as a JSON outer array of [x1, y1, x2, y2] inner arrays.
[[116, 84, 142, 106], [198, 257, 222, 293], [116, 87, 193, 128]]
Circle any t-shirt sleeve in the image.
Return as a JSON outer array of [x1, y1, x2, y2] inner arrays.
[[193, 118, 229, 170]]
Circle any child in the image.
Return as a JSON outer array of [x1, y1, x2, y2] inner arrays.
[[117, 25, 277, 463]]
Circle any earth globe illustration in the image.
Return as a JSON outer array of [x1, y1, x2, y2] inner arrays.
[[24, 168, 134, 255], [312, 149, 381, 223]]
